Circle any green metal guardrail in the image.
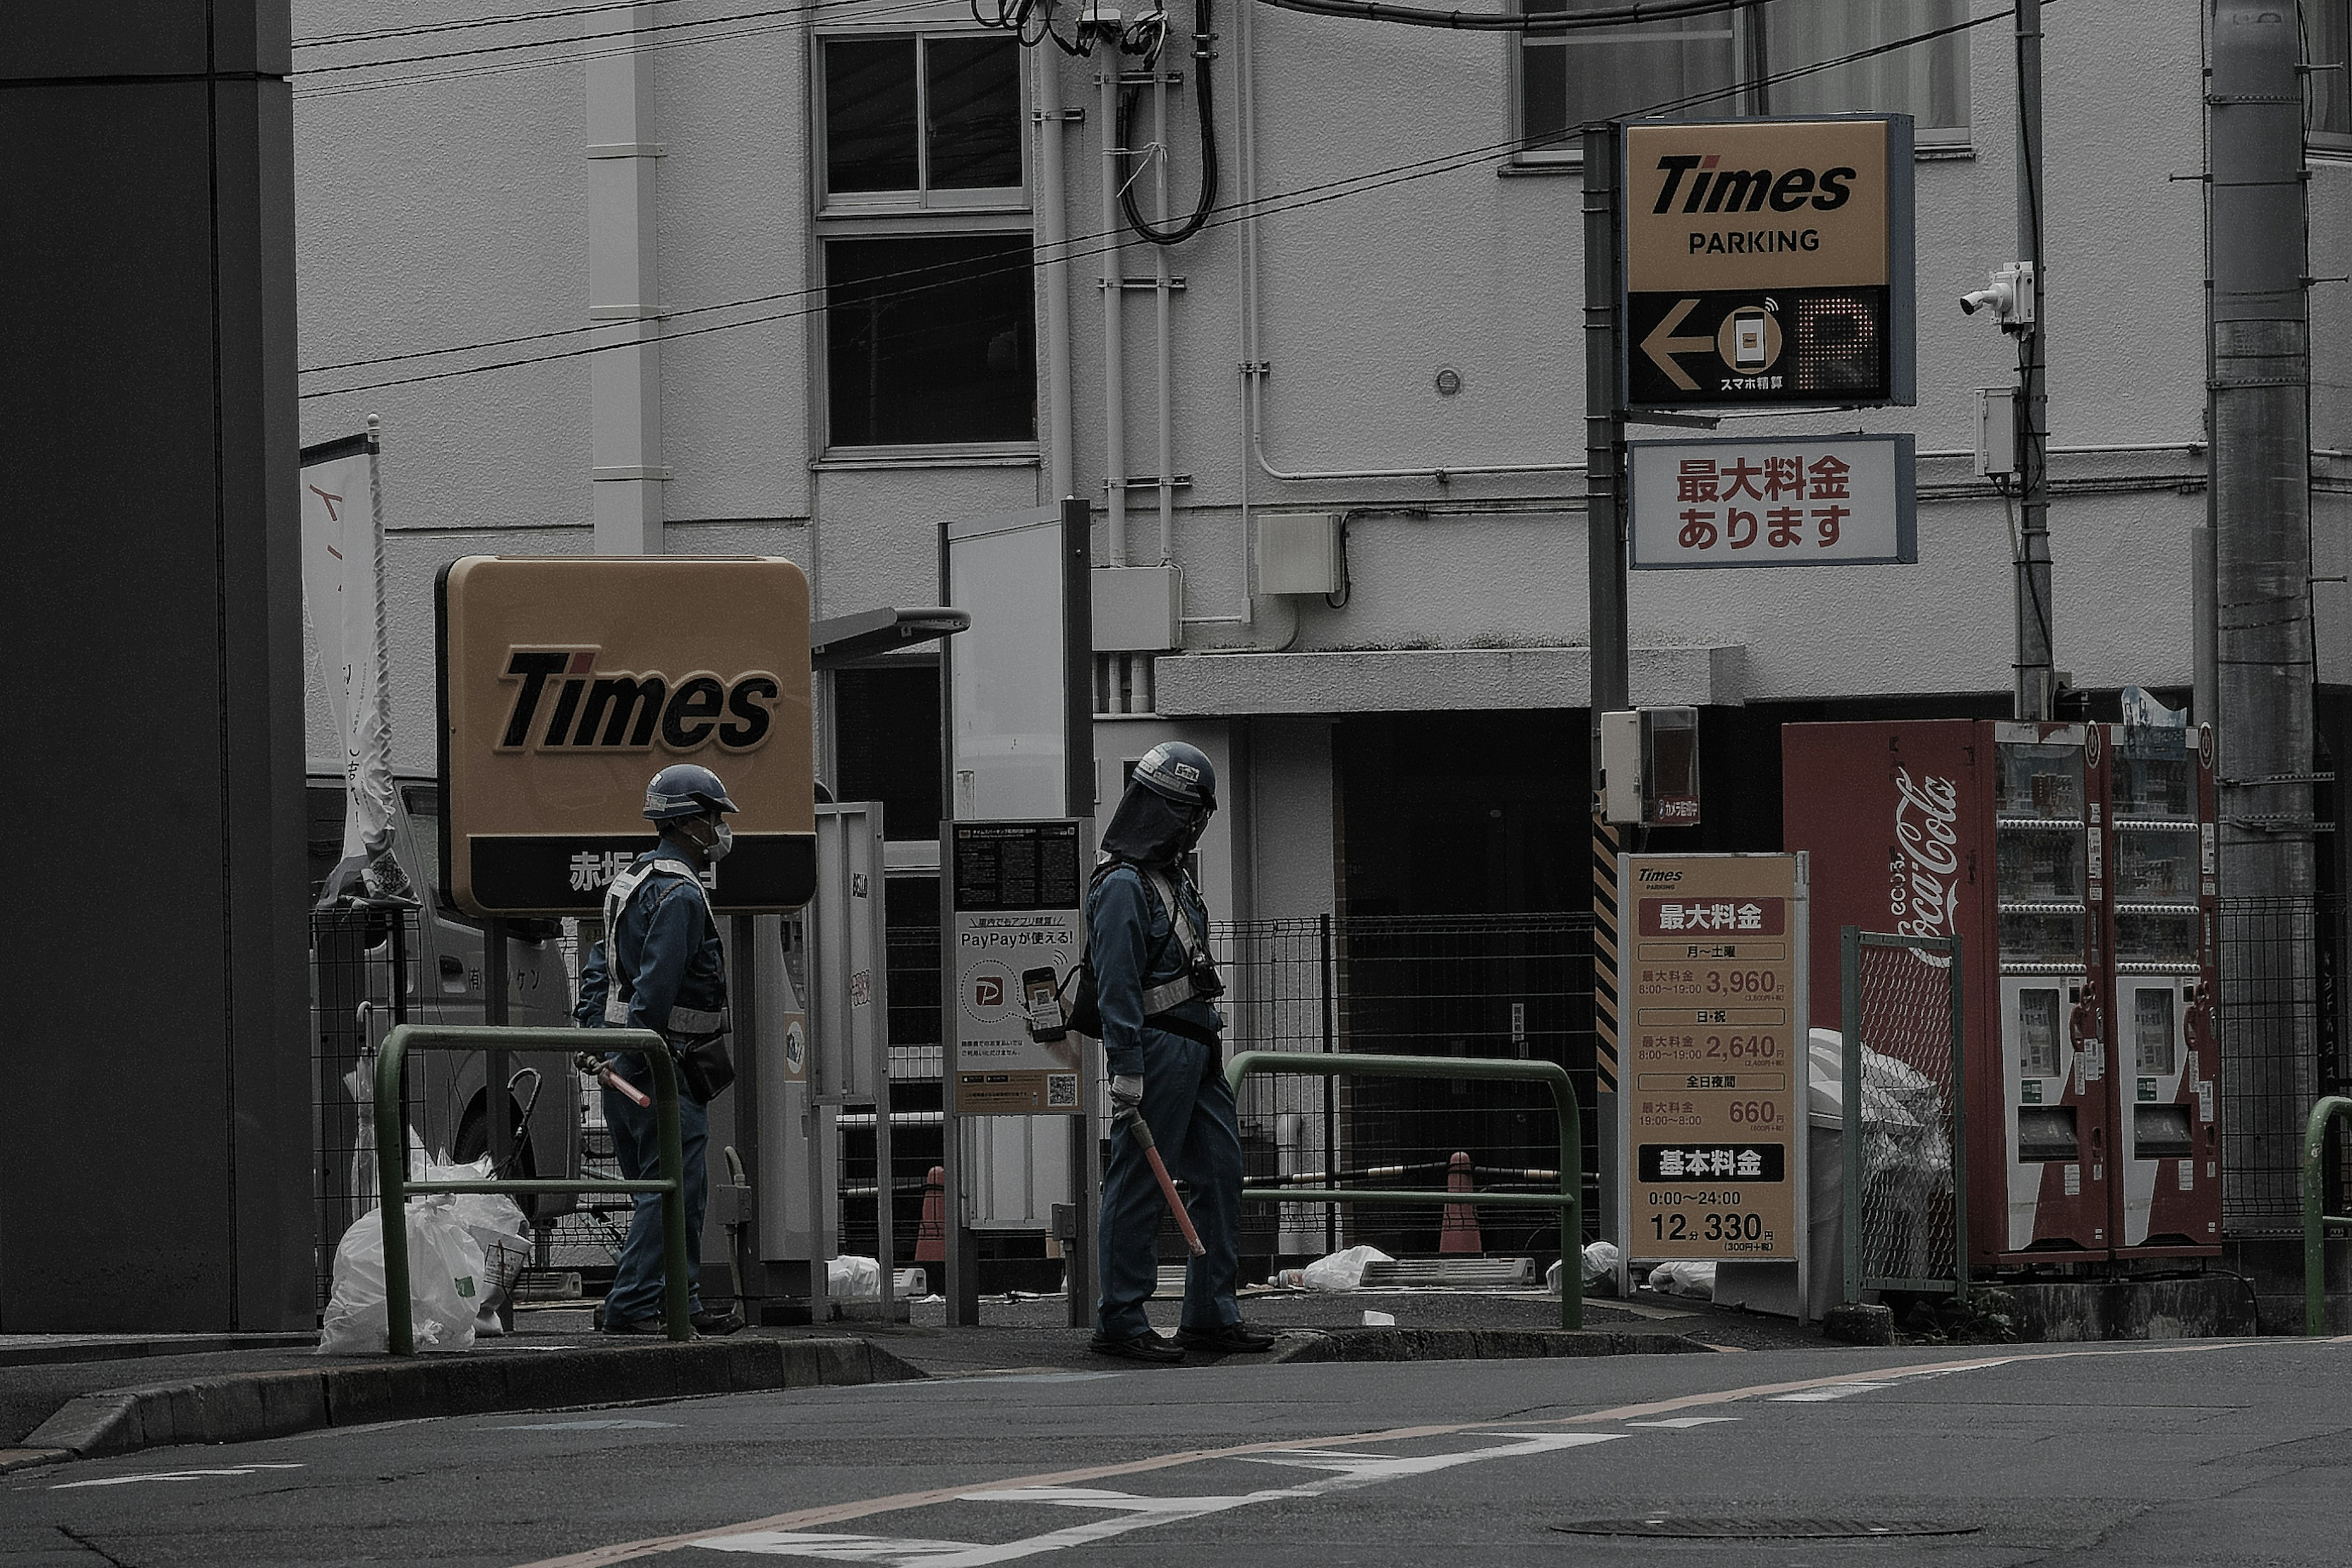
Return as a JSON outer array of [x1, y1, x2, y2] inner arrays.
[[2304, 1095, 2352, 1336], [1224, 1050, 1583, 1330], [375, 1025, 690, 1354]]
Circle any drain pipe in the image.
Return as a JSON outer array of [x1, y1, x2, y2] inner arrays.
[[1153, 54, 1175, 565], [1036, 51, 1077, 502], [1098, 43, 1129, 565]]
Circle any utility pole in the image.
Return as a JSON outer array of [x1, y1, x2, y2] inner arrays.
[[2207, 2, 2320, 1229], [2013, 0, 2054, 722]]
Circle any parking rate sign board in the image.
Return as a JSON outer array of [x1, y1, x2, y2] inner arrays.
[[1619, 854, 1807, 1264], [1621, 116, 1913, 408], [1629, 434, 1915, 568], [949, 820, 1086, 1116]]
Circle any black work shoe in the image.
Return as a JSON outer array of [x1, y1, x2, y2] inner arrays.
[[691, 1308, 745, 1336], [1175, 1321, 1278, 1354], [598, 1314, 669, 1336], [1089, 1330, 1186, 1365]]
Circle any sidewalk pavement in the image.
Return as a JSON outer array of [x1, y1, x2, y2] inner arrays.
[[0, 1283, 1823, 1476]]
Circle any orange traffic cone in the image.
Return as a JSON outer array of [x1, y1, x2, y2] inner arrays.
[[915, 1165, 946, 1265], [1438, 1152, 1482, 1255]]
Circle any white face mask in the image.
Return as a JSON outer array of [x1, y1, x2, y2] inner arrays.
[[707, 822, 734, 862]]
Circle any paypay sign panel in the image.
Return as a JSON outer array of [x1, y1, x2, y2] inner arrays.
[[1620, 854, 1807, 1263]]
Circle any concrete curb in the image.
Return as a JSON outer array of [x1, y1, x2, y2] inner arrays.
[[1264, 1327, 1711, 1364], [15, 1336, 921, 1468]]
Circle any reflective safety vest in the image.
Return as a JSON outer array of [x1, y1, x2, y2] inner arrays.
[[1135, 865, 1210, 1017], [600, 856, 730, 1038]]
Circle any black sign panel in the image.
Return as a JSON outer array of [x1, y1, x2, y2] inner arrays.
[[951, 820, 1082, 913], [469, 832, 815, 915], [1625, 288, 1890, 407]]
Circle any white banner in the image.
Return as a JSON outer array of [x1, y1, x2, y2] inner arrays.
[[300, 435, 399, 903], [1629, 433, 1915, 570]]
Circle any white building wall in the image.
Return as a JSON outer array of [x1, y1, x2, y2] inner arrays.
[[288, 0, 2340, 823]]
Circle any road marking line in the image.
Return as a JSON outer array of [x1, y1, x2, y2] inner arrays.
[[1627, 1417, 1739, 1428], [494, 1420, 684, 1431], [514, 1338, 2307, 1567], [1771, 1381, 1895, 1402], [52, 1463, 305, 1491], [694, 1434, 1621, 1564]]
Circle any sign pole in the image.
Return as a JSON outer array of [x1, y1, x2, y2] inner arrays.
[[1060, 495, 1098, 1330], [1586, 119, 1628, 1242]]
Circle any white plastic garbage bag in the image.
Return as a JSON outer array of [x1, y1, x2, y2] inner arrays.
[[1646, 1259, 1716, 1299], [827, 1255, 882, 1300], [317, 1196, 488, 1355], [1299, 1244, 1392, 1291], [423, 1155, 532, 1338]]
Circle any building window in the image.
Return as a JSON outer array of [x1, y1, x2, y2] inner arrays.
[[816, 32, 1035, 450], [1517, 0, 1970, 159], [2313, 2, 2351, 146]]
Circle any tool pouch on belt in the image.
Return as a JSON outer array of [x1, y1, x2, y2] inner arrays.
[[673, 1035, 735, 1103]]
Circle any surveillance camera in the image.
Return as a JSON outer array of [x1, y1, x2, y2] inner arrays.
[[1959, 288, 2005, 317]]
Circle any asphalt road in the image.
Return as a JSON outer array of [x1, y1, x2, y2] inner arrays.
[[8, 1336, 2350, 1566]]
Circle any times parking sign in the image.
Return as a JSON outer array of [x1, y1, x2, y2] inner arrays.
[[1621, 116, 1913, 409]]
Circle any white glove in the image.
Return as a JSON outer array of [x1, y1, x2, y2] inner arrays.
[[1109, 1073, 1145, 1126]]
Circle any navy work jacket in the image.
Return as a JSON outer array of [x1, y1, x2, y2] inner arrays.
[[1087, 861, 1223, 1080]]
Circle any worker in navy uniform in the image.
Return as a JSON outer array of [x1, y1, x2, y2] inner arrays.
[[575, 763, 745, 1336], [1088, 742, 1276, 1363]]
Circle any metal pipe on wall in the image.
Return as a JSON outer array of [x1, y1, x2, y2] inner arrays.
[[1155, 54, 1175, 566], [1037, 51, 1076, 503], [1099, 56, 1129, 566]]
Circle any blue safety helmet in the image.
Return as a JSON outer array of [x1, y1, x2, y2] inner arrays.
[[644, 763, 738, 822], [1131, 742, 1216, 810]]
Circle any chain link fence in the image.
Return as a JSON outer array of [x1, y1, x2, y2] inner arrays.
[[1842, 930, 1965, 1299]]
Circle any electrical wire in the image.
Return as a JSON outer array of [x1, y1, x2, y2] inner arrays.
[[300, 4, 2013, 398], [1117, 1, 1221, 245], [1249, 0, 1777, 35], [297, 1, 690, 50]]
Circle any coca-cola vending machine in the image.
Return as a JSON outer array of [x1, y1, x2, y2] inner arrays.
[[1784, 718, 2218, 1270]]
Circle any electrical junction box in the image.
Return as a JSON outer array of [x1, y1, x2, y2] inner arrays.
[[1092, 565, 1180, 652], [1600, 706, 1702, 827], [1255, 512, 1341, 596], [1976, 388, 2018, 480]]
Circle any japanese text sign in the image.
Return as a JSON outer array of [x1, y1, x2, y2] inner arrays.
[[1628, 434, 1915, 570], [1619, 854, 1806, 1264], [949, 820, 1087, 1117]]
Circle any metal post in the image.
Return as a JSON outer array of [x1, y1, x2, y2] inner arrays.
[[1064, 497, 1098, 1329], [731, 914, 762, 1319], [1841, 925, 1863, 1305], [2304, 1097, 2350, 1335], [2013, 0, 2054, 722], [1584, 121, 1628, 1240], [1948, 932, 1968, 1303], [1319, 911, 1338, 1254], [481, 918, 513, 1332]]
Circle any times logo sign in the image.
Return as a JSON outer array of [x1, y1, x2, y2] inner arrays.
[[437, 556, 815, 917], [497, 649, 780, 753]]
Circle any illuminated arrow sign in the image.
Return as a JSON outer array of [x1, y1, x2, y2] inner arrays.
[[1638, 298, 1714, 393]]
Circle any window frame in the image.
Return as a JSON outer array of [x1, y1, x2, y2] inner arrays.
[[1507, 4, 1972, 169], [813, 29, 1031, 219], [2310, 0, 2352, 157], [811, 26, 1040, 459]]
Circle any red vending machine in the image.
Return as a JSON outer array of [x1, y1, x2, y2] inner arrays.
[[1784, 719, 2220, 1271], [2103, 720, 2222, 1256]]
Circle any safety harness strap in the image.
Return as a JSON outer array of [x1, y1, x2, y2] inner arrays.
[[601, 856, 730, 1037]]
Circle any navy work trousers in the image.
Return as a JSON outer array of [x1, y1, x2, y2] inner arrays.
[[1096, 1028, 1243, 1340], [600, 1058, 709, 1323]]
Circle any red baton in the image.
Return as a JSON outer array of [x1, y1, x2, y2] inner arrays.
[[1127, 1119, 1207, 1257]]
